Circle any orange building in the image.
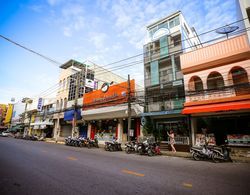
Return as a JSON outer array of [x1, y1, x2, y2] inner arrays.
[[82, 80, 143, 144], [180, 34, 250, 151]]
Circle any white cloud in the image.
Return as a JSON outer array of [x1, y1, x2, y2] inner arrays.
[[47, 0, 64, 6], [63, 27, 72, 37], [89, 32, 108, 49], [29, 5, 44, 12]]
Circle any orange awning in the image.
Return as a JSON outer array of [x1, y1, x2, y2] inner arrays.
[[182, 100, 250, 114]]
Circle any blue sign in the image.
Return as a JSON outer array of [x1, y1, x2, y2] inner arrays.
[[37, 98, 43, 111], [64, 109, 82, 121]]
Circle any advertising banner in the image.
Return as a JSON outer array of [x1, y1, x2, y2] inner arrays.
[[83, 80, 135, 110]]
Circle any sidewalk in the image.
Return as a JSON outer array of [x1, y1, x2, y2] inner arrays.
[[44, 139, 250, 163]]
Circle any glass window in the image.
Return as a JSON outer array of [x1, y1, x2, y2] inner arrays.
[[159, 22, 168, 29], [160, 36, 168, 57], [150, 61, 159, 85], [174, 17, 180, 26], [169, 20, 175, 28]]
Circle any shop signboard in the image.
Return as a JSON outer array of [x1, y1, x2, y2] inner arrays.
[[85, 79, 95, 89], [129, 129, 134, 137], [37, 98, 43, 112], [227, 134, 250, 146], [83, 80, 135, 110]]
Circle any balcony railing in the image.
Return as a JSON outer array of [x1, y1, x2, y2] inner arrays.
[[147, 98, 185, 112], [185, 83, 250, 103]]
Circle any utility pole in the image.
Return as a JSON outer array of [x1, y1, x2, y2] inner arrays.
[[127, 74, 131, 142], [73, 69, 80, 138]]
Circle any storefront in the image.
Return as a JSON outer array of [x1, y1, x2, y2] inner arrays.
[[30, 121, 54, 137], [141, 110, 190, 151], [183, 99, 250, 155], [82, 105, 142, 143], [82, 80, 143, 143], [190, 113, 250, 147]]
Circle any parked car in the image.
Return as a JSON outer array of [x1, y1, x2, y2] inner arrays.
[[0, 131, 13, 137]]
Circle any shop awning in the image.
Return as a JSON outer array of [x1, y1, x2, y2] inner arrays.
[[30, 121, 54, 126], [81, 104, 143, 120], [182, 100, 250, 114]]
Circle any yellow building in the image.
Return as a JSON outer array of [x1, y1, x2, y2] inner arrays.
[[0, 104, 7, 126], [3, 104, 13, 127]]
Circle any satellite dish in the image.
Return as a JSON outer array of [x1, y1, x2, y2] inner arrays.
[[216, 25, 239, 39]]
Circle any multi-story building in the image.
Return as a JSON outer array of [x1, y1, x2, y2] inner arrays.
[[181, 33, 250, 155], [237, 0, 250, 44], [53, 59, 126, 140], [29, 98, 55, 137], [142, 11, 201, 149]]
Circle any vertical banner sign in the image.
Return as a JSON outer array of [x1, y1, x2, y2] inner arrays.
[[37, 98, 43, 112], [150, 61, 159, 85]]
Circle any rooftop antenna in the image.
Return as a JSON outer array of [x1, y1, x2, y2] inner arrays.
[[215, 25, 239, 39]]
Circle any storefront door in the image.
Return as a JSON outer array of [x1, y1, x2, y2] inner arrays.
[[157, 122, 179, 141]]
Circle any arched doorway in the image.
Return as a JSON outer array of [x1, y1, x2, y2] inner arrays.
[[207, 72, 224, 90], [188, 76, 203, 91], [229, 66, 249, 95]]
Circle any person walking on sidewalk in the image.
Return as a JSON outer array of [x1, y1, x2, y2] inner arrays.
[[167, 130, 176, 153]]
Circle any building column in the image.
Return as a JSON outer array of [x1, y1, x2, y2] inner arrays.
[[191, 117, 197, 146], [117, 119, 123, 143], [171, 55, 176, 81], [87, 123, 91, 138]]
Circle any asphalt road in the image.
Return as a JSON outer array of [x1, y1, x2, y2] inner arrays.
[[0, 137, 250, 195]]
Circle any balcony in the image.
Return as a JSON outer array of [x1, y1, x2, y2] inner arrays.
[[186, 88, 236, 103], [148, 98, 184, 112], [180, 34, 250, 74], [185, 83, 250, 104]]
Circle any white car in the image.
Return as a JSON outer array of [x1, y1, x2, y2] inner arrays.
[[1, 131, 12, 137]]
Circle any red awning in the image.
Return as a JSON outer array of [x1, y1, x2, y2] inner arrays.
[[182, 100, 250, 114]]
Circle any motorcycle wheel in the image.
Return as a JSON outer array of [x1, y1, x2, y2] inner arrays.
[[125, 147, 131, 154], [109, 145, 114, 152], [104, 145, 109, 151], [138, 148, 143, 155], [192, 152, 201, 161], [147, 149, 154, 157], [212, 152, 222, 163]]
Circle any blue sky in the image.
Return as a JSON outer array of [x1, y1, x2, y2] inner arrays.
[[0, 0, 237, 104]]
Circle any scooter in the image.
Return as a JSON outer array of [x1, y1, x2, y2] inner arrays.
[[211, 145, 232, 163], [190, 145, 214, 161], [125, 140, 138, 154], [104, 139, 122, 152]]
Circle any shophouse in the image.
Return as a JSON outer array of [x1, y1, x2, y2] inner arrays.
[[180, 34, 250, 154], [82, 80, 143, 144], [53, 59, 126, 141], [11, 100, 26, 131], [29, 98, 55, 137], [142, 11, 201, 151]]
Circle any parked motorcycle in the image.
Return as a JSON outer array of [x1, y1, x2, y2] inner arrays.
[[211, 145, 232, 163], [125, 140, 139, 154], [152, 142, 162, 155], [137, 139, 154, 156], [190, 145, 214, 161], [86, 138, 99, 148], [105, 139, 122, 152]]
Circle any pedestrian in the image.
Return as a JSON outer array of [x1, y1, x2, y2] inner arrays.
[[167, 130, 176, 153]]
